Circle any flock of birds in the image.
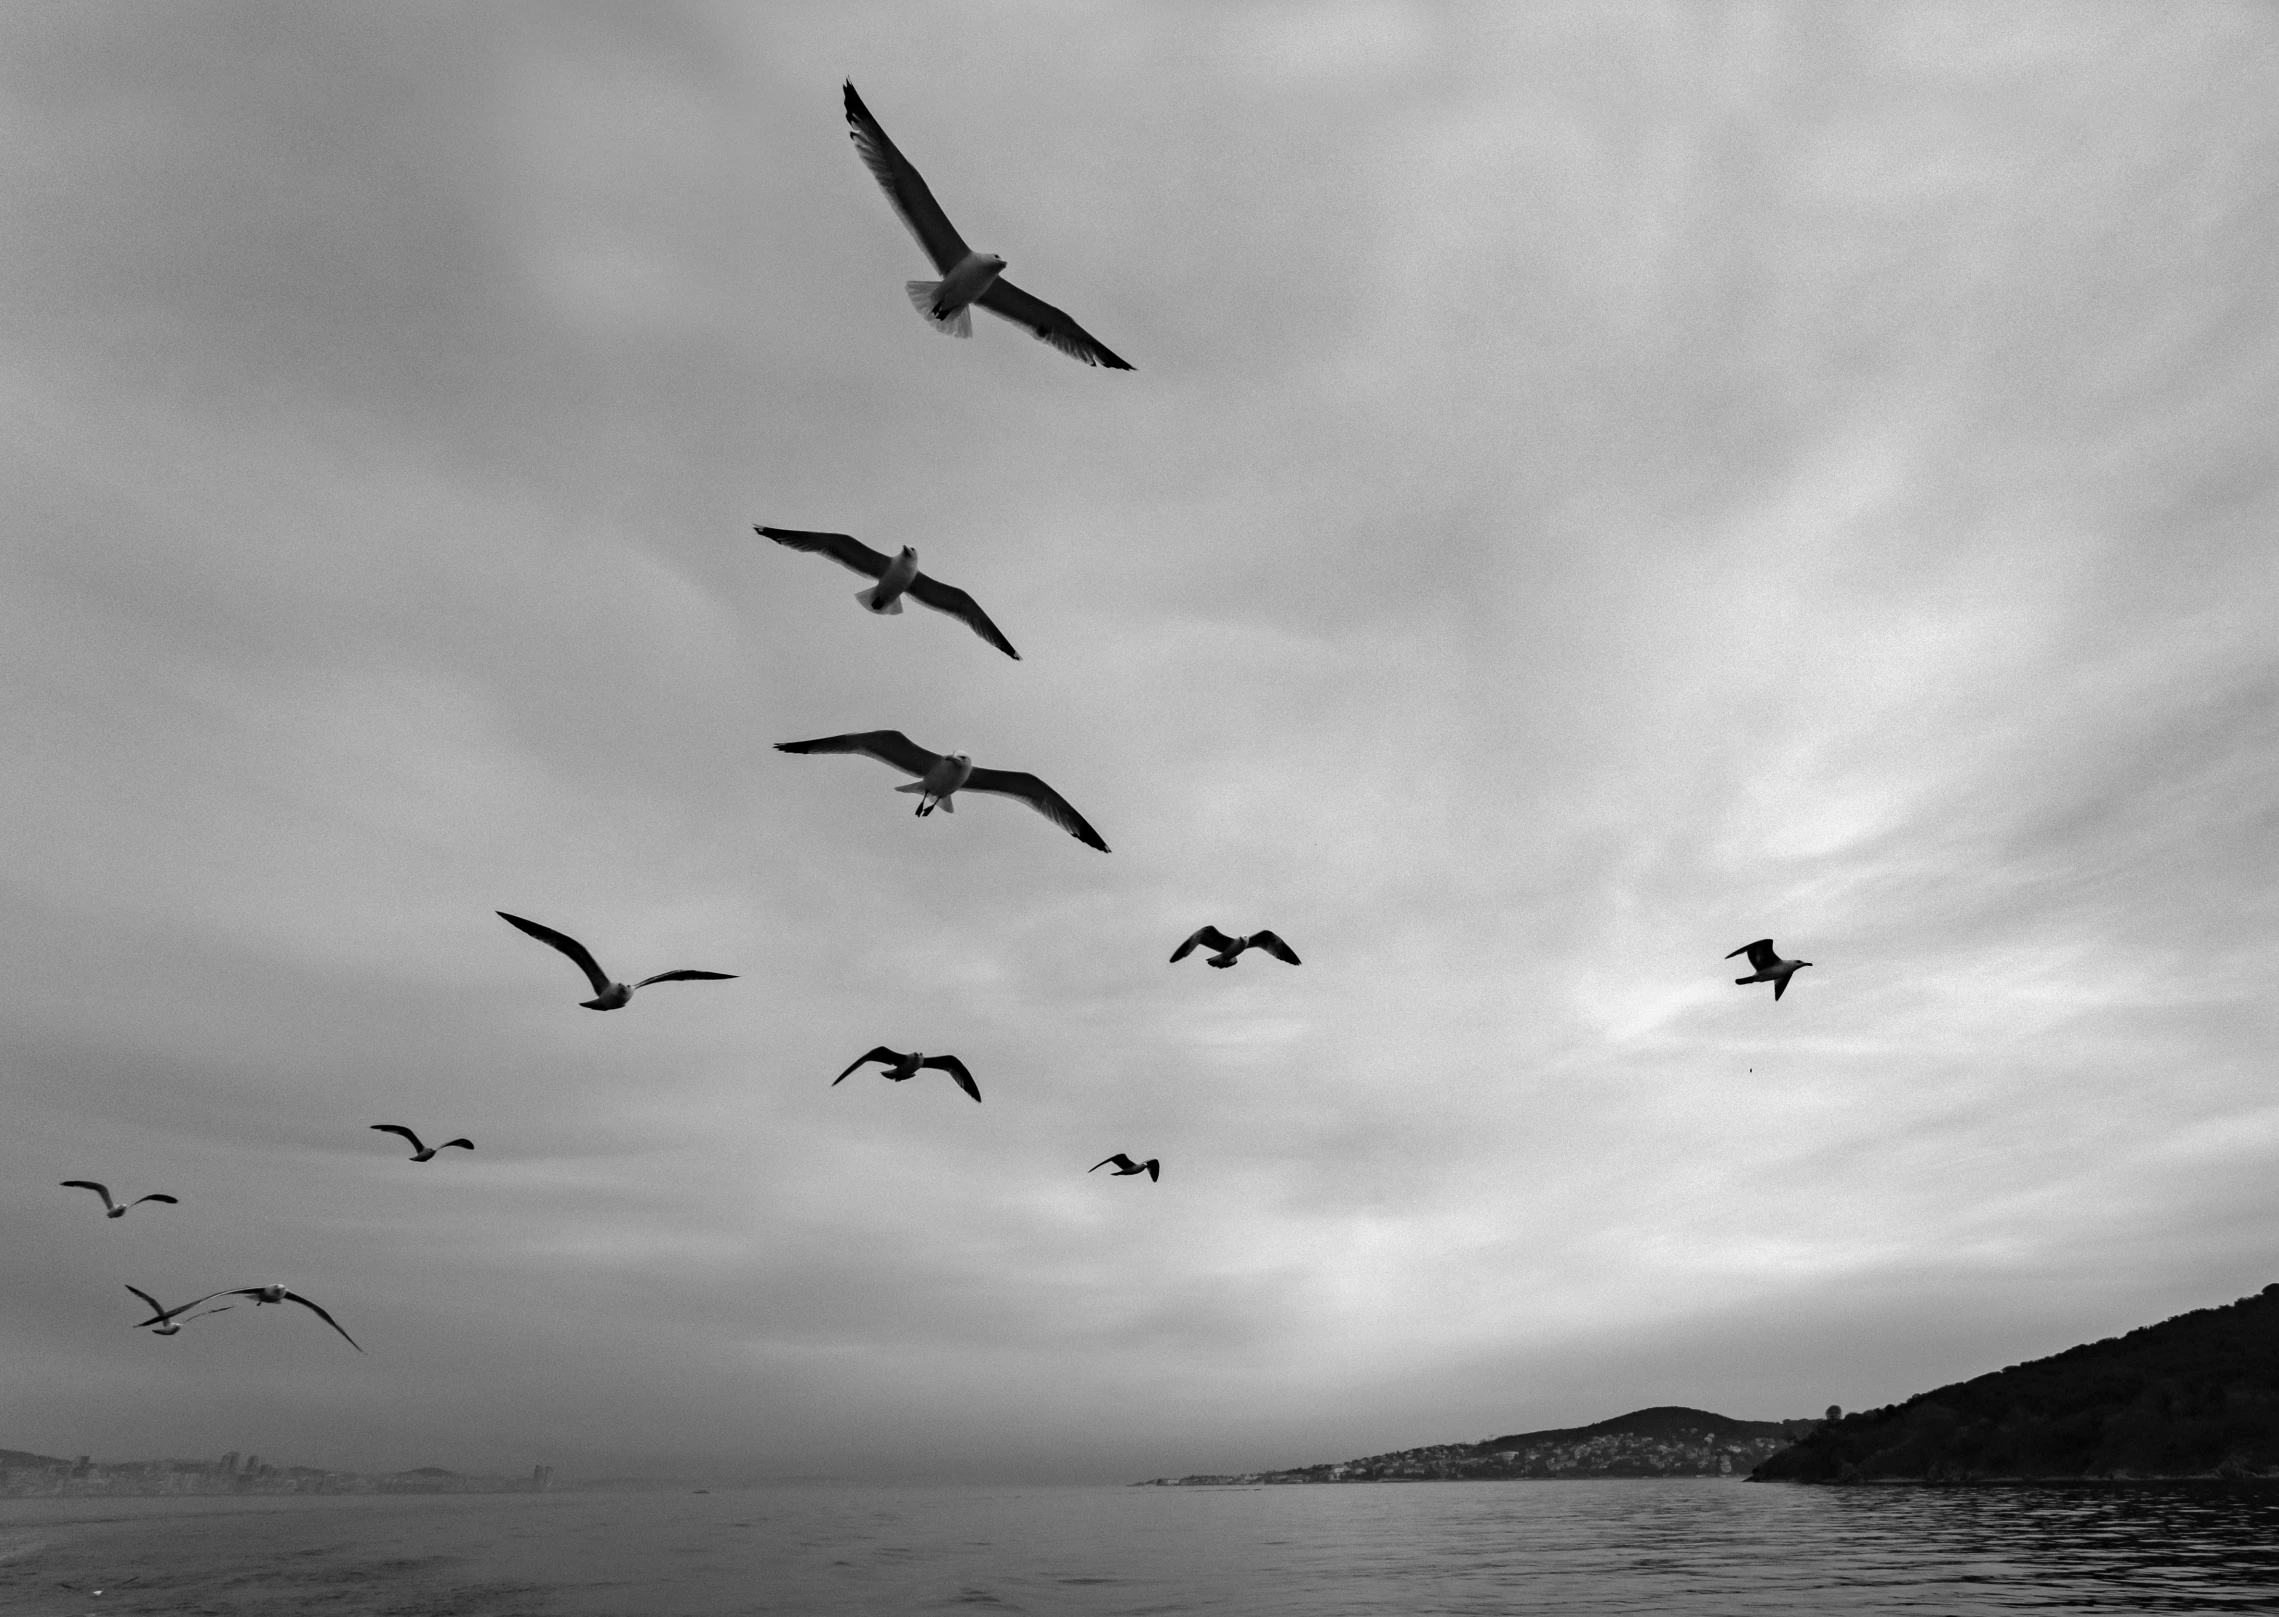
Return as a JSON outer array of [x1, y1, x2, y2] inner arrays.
[[57, 81, 1811, 1361]]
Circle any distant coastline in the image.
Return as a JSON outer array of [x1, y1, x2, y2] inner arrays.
[[0, 1448, 555, 1498], [1137, 1406, 1821, 1487]]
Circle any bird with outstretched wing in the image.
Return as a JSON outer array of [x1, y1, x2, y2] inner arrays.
[[774, 730, 1108, 851], [841, 81, 1132, 370], [755, 527, 1019, 659]]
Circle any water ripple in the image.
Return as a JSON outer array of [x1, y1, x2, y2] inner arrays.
[[3, 1479, 2275, 1615]]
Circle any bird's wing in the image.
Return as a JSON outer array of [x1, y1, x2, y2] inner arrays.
[[1145, 1160, 1160, 1181], [1090, 1155, 1134, 1174], [904, 573, 1019, 659], [633, 970, 738, 987], [754, 527, 894, 581], [959, 768, 1109, 851], [370, 1124, 425, 1152], [841, 80, 969, 273], [498, 913, 613, 997], [835, 1047, 904, 1084], [1773, 974, 1789, 1002], [1170, 927, 1235, 963], [129, 1194, 178, 1207], [1726, 939, 1778, 970], [919, 1054, 981, 1103], [61, 1180, 115, 1209], [124, 1284, 164, 1319], [774, 730, 941, 778], [440, 1139, 474, 1151], [282, 1292, 363, 1352], [974, 279, 1133, 370], [1247, 930, 1301, 965]]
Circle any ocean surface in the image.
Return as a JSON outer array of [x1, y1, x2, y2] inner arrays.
[[3, 1478, 2277, 1616]]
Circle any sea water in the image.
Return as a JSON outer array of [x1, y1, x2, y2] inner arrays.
[[3, 1478, 2276, 1615]]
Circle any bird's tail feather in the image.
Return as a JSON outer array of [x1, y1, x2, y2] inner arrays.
[[906, 281, 972, 337], [855, 585, 905, 614]]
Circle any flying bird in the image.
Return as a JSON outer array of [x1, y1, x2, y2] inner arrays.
[[368, 1125, 474, 1162], [211, 1285, 363, 1352], [60, 1181, 177, 1219], [1091, 1154, 1160, 1181], [755, 527, 1019, 660], [842, 80, 1133, 370], [497, 913, 737, 1010], [832, 1046, 982, 1103], [774, 731, 1108, 851], [1728, 939, 1812, 1001], [124, 1286, 231, 1336], [1169, 927, 1301, 969]]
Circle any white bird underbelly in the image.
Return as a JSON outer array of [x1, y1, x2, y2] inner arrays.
[[906, 252, 1007, 337], [934, 251, 1006, 314], [861, 547, 922, 613], [894, 752, 976, 814]]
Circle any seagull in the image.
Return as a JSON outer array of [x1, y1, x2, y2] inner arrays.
[[368, 1125, 474, 1162], [60, 1181, 178, 1219], [1170, 927, 1301, 969], [842, 80, 1133, 370], [1728, 939, 1812, 1001], [211, 1284, 363, 1352], [755, 527, 1019, 660], [1091, 1153, 1160, 1181], [497, 913, 737, 1010], [774, 731, 1108, 851], [832, 1046, 982, 1103], [124, 1285, 232, 1336]]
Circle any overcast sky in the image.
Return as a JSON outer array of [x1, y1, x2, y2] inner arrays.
[[4, 1, 2276, 1485]]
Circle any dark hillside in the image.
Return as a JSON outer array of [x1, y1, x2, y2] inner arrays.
[[1755, 1283, 2279, 1482], [1484, 1405, 1810, 1451]]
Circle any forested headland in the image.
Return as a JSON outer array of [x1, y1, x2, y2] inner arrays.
[[1754, 1283, 2279, 1482]]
